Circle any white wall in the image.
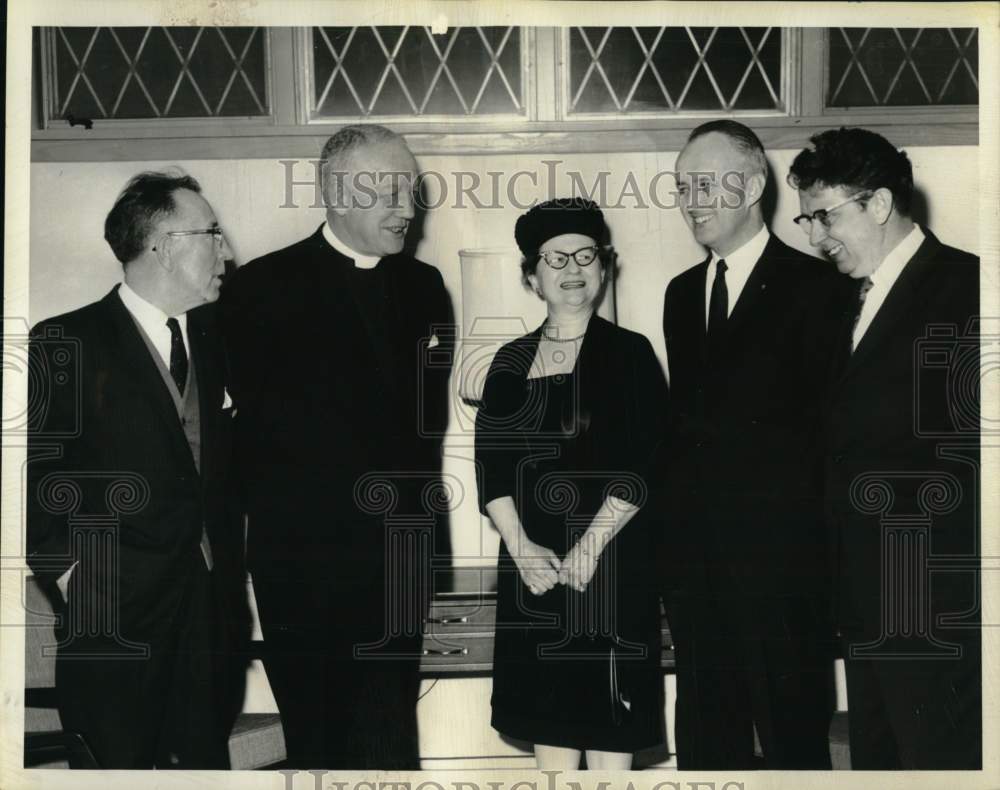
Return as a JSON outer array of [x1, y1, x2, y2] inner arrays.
[[28, 144, 981, 563]]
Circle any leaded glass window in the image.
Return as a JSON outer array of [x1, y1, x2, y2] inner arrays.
[[568, 27, 783, 114], [43, 27, 269, 120], [827, 28, 978, 107], [311, 26, 523, 118]]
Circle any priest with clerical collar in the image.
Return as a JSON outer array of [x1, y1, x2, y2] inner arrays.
[[219, 124, 454, 770]]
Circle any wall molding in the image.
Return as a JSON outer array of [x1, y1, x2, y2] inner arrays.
[[32, 112, 978, 162]]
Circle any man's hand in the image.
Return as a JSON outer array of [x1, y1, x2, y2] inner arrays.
[[511, 538, 562, 595]]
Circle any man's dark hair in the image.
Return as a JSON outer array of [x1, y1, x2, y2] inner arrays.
[[787, 127, 914, 216], [104, 171, 202, 265], [687, 119, 768, 179]]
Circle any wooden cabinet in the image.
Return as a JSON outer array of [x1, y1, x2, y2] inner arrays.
[[419, 565, 675, 676]]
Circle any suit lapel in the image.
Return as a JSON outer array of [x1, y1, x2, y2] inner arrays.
[[725, 237, 780, 339], [188, 307, 217, 484], [102, 287, 197, 474], [844, 229, 941, 379], [683, 257, 711, 360]]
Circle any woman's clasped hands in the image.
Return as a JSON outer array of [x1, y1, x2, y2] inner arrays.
[[513, 533, 603, 596]]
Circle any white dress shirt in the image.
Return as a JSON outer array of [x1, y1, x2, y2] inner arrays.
[[322, 222, 381, 269], [118, 281, 189, 365], [704, 224, 770, 328], [853, 224, 925, 349]]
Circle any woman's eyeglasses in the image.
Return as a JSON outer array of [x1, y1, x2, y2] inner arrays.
[[536, 245, 600, 269]]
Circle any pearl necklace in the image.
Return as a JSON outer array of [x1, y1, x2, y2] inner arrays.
[[541, 327, 586, 343]]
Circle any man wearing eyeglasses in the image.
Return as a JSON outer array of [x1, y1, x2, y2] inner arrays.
[[220, 125, 453, 769], [789, 127, 981, 769], [26, 171, 243, 768], [660, 120, 851, 769]]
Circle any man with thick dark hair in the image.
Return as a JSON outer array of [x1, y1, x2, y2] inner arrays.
[[661, 119, 849, 769], [27, 171, 240, 768], [789, 127, 981, 769], [220, 124, 453, 769]]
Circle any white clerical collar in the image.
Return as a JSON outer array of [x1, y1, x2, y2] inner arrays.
[[710, 224, 770, 274], [870, 224, 924, 289], [322, 222, 381, 269], [118, 281, 186, 330]]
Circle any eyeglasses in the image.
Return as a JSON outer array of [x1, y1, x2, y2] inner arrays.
[[536, 245, 601, 269], [793, 191, 872, 233], [164, 227, 226, 247]]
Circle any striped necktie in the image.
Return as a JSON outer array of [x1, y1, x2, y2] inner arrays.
[[850, 276, 874, 354]]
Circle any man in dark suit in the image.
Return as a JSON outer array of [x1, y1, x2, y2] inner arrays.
[[26, 171, 240, 768], [789, 127, 981, 769], [661, 120, 848, 769], [219, 124, 453, 769]]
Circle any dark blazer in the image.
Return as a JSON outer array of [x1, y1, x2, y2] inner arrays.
[[661, 232, 851, 769], [823, 228, 980, 769], [662, 233, 852, 594], [27, 287, 234, 627], [825, 229, 980, 637], [25, 286, 239, 767], [218, 226, 454, 572]]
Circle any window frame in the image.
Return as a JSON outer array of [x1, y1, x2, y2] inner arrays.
[[299, 26, 532, 125], [560, 26, 794, 120], [37, 25, 279, 128], [822, 26, 980, 113], [30, 26, 979, 163]]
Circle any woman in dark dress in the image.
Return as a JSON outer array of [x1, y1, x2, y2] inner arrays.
[[475, 198, 668, 769]]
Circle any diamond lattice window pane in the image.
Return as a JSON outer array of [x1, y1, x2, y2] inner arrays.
[[312, 26, 523, 117], [48, 26, 269, 120], [569, 26, 782, 114], [828, 27, 978, 107]]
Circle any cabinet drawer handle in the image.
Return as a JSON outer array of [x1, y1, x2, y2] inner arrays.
[[422, 647, 469, 656], [426, 616, 469, 625]]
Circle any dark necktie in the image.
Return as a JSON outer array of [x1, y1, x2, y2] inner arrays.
[[166, 317, 188, 394], [849, 276, 874, 354], [707, 258, 728, 343]]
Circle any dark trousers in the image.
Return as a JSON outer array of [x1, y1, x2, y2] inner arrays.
[[252, 572, 422, 770], [665, 588, 835, 770], [55, 562, 230, 769], [842, 634, 981, 770]]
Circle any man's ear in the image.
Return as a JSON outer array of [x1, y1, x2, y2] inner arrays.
[[870, 187, 895, 225], [152, 234, 174, 271], [745, 171, 766, 209]]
